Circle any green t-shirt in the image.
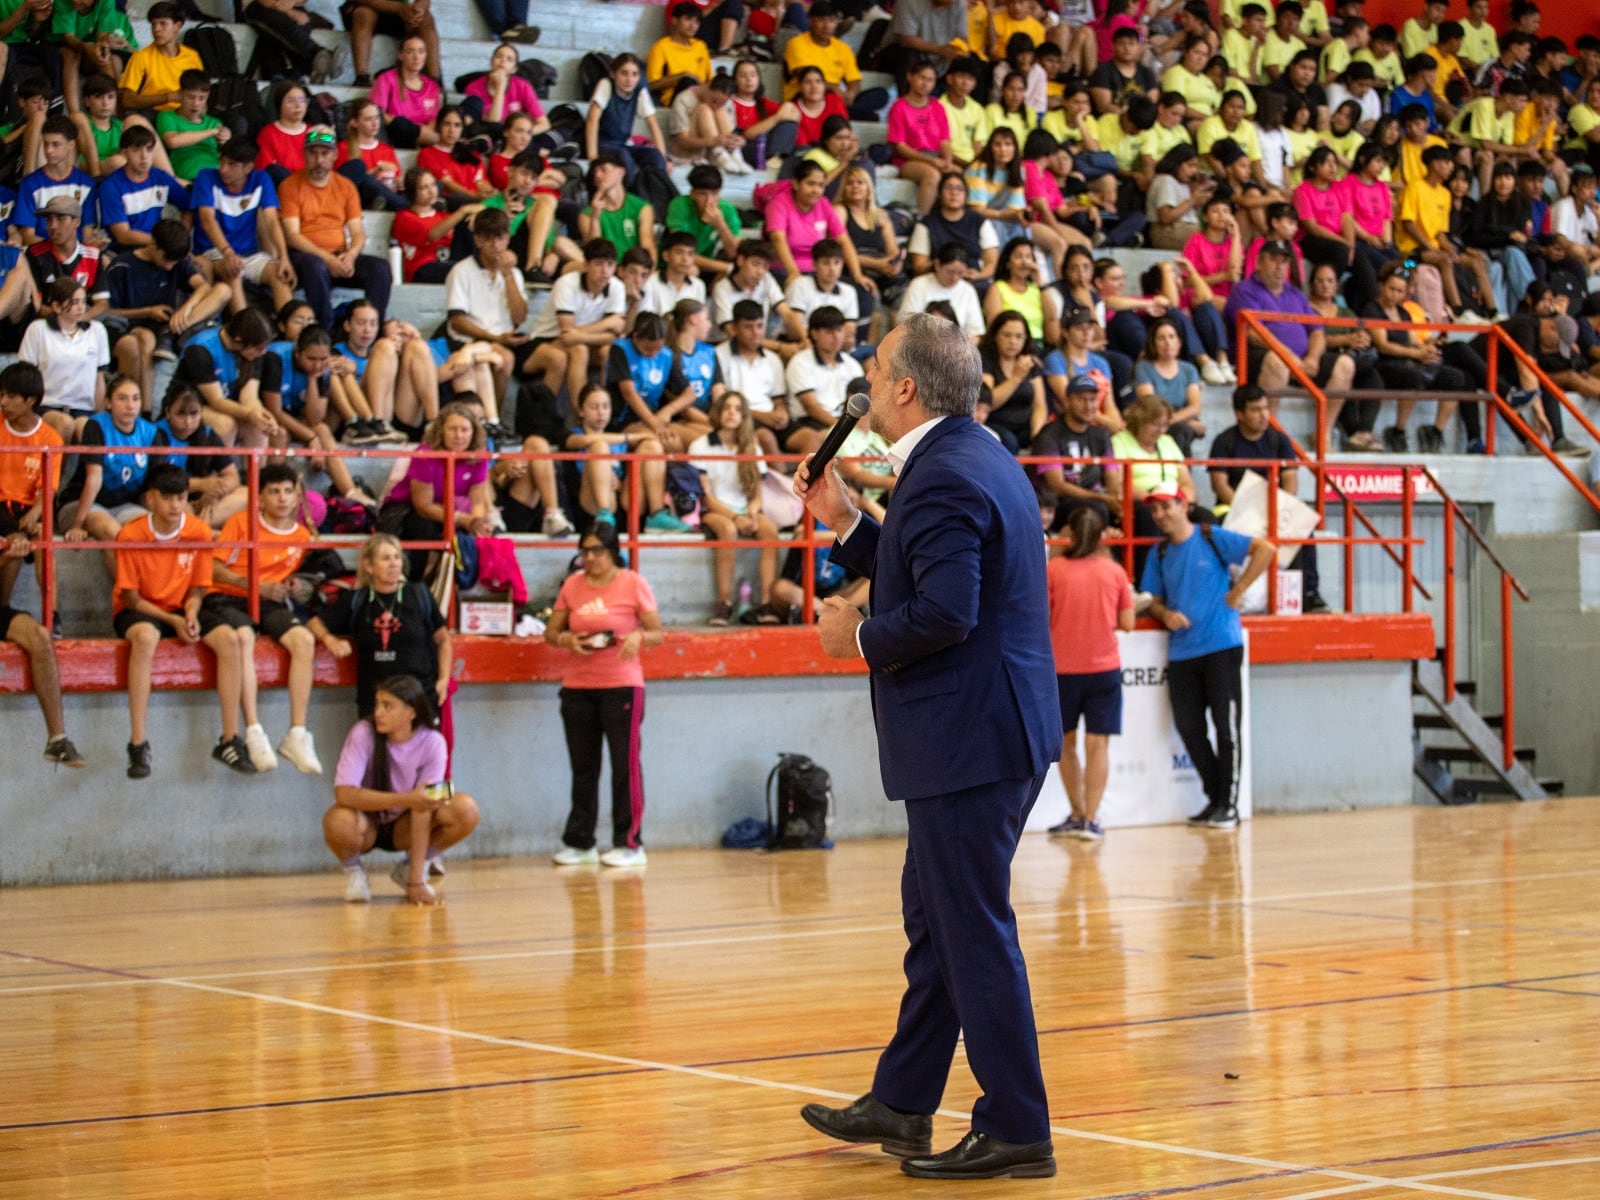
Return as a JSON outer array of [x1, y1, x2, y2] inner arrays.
[[85, 116, 124, 168], [585, 193, 648, 254], [480, 190, 530, 236], [0, 0, 46, 45], [665, 193, 742, 258], [52, 0, 137, 46], [156, 109, 222, 180]]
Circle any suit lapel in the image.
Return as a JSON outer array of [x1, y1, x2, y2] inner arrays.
[[871, 418, 971, 619]]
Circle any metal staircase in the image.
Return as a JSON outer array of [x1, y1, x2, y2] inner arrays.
[[1412, 660, 1558, 803]]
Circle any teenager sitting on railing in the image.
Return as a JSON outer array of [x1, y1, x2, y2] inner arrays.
[[58, 373, 157, 583], [690, 390, 784, 626]]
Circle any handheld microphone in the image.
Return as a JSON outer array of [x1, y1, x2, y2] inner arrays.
[[806, 391, 871, 479]]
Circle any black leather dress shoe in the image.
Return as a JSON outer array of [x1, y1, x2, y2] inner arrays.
[[900, 1131, 1057, 1179], [799, 1093, 933, 1157]]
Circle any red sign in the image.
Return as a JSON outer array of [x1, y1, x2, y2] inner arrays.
[[1320, 466, 1437, 503]]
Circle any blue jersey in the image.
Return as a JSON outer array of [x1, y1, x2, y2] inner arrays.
[[614, 338, 683, 412], [84, 411, 158, 507], [569, 426, 628, 477], [0, 242, 20, 287], [95, 167, 188, 238], [0, 185, 16, 233], [674, 341, 720, 411], [333, 340, 373, 378], [189, 167, 278, 255], [14, 167, 97, 239], [1139, 524, 1254, 662], [180, 325, 244, 396], [267, 342, 314, 414]]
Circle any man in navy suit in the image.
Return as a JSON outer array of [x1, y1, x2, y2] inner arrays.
[[794, 313, 1061, 1181]]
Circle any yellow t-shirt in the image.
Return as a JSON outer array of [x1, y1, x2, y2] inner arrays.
[[1399, 133, 1446, 186], [1041, 108, 1083, 145], [1566, 103, 1600, 152], [1299, 0, 1330, 39], [1321, 38, 1351, 81], [985, 103, 1038, 149], [1460, 20, 1499, 66], [990, 13, 1046, 59], [1261, 31, 1307, 76], [646, 37, 712, 96], [1145, 119, 1194, 164], [1221, 0, 1273, 26], [940, 95, 991, 163], [1228, 76, 1259, 115], [1354, 48, 1405, 90], [1197, 114, 1263, 160], [1161, 64, 1222, 118], [968, 0, 990, 59], [118, 44, 206, 111], [1425, 48, 1468, 103], [1450, 96, 1514, 147], [1093, 110, 1147, 170], [1284, 127, 1319, 185], [1397, 176, 1451, 253], [1221, 29, 1260, 82], [1400, 18, 1438, 60], [1326, 128, 1363, 167], [783, 33, 861, 97], [1514, 104, 1557, 153]]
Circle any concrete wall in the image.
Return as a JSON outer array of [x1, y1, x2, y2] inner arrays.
[[1, 653, 1417, 887]]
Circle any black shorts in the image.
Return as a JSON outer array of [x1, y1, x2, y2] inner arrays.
[[113, 609, 179, 638], [372, 815, 400, 852], [197, 592, 303, 640], [514, 337, 551, 372], [1057, 668, 1123, 737], [0, 499, 30, 537], [1, 604, 24, 639], [340, 0, 411, 38], [779, 417, 827, 451]]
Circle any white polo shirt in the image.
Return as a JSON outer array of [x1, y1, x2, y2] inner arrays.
[[714, 342, 786, 413], [530, 269, 629, 340], [18, 318, 110, 414], [784, 274, 861, 324], [444, 255, 528, 339], [641, 272, 707, 315], [711, 270, 785, 326], [785, 347, 863, 420], [897, 273, 985, 337]]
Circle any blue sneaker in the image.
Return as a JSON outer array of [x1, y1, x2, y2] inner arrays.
[[644, 507, 692, 533], [1048, 815, 1085, 836], [1506, 386, 1539, 409], [1078, 820, 1105, 842], [1466, 438, 1486, 455]]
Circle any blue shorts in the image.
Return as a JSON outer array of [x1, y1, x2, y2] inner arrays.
[[1057, 668, 1123, 737]]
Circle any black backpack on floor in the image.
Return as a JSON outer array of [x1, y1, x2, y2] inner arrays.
[[765, 753, 832, 850]]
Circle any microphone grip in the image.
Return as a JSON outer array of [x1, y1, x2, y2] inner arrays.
[[805, 393, 871, 479]]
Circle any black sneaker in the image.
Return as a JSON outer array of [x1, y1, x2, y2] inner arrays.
[[353, 72, 373, 88], [1418, 425, 1444, 454], [1186, 803, 1217, 826], [213, 736, 258, 775], [708, 601, 733, 626], [523, 265, 555, 289], [1204, 805, 1241, 829], [127, 741, 152, 780], [45, 736, 86, 768], [1382, 426, 1408, 454], [152, 332, 178, 362], [499, 23, 541, 44], [1304, 591, 1332, 614]]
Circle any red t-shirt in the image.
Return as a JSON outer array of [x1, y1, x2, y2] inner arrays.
[[336, 139, 402, 188], [554, 569, 658, 690], [731, 95, 779, 133], [794, 92, 848, 148], [255, 123, 308, 175], [418, 144, 484, 194], [393, 208, 449, 280], [1047, 553, 1133, 675]]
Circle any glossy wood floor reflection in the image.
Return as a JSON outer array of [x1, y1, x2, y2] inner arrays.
[[5, 802, 1600, 1200]]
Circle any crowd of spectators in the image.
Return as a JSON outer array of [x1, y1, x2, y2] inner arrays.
[[8, 0, 1600, 688]]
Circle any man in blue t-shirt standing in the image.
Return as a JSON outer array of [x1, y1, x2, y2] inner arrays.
[[1140, 478, 1275, 829]]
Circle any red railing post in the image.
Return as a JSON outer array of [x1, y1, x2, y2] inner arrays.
[[1266, 460, 1280, 613], [245, 452, 261, 624], [1342, 491, 1355, 614], [1234, 311, 1250, 385], [1442, 498, 1457, 702], [1501, 572, 1515, 770], [1121, 460, 1136, 580], [626, 449, 643, 570], [39, 444, 57, 628], [1401, 466, 1415, 615], [800, 506, 816, 624], [1485, 332, 1499, 456]]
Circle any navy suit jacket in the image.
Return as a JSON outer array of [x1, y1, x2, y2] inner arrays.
[[831, 416, 1061, 802]]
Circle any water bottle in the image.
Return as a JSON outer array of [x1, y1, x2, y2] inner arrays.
[[752, 134, 768, 172], [736, 578, 754, 617]]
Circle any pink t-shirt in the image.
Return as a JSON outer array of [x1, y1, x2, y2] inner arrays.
[[1047, 553, 1133, 675], [1182, 229, 1235, 301], [763, 189, 846, 272], [554, 568, 659, 690], [1294, 181, 1347, 240], [1022, 159, 1063, 209], [370, 69, 443, 126], [1095, 14, 1141, 65], [1337, 173, 1392, 240], [887, 96, 951, 162], [464, 74, 546, 121]]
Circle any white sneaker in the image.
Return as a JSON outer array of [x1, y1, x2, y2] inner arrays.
[[1134, 590, 1155, 615], [1200, 361, 1230, 386], [552, 845, 599, 865], [600, 846, 648, 868], [1220, 360, 1238, 383], [712, 146, 751, 175], [542, 508, 577, 537], [243, 723, 279, 772], [343, 863, 371, 903], [277, 726, 323, 775]]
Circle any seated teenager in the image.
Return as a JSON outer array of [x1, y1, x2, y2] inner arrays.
[[523, 238, 629, 414], [564, 383, 692, 532], [714, 299, 789, 457], [191, 139, 297, 315], [335, 99, 407, 213], [155, 71, 226, 185], [323, 674, 480, 905], [168, 306, 280, 448], [200, 460, 325, 775], [608, 312, 708, 453], [19, 277, 109, 442], [689, 390, 783, 626], [95, 125, 188, 252], [260, 325, 380, 506], [153, 384, 247, 527], [781, 305, 863, 456], [59, 373, 160, 582], [76, 72, 175, 180], [13, 116, 96, 246], [709, 238, 806, 351]]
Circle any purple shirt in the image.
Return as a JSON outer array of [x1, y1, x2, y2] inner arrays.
[[1223, 274, 1318, 358], [335, 721, 449, 824]]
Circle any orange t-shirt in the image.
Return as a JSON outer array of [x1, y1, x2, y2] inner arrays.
[[1047, 552, 1134, 675], [0, 417, 65, 506], [211, 511, 310, 598], [113, 512, 214, 614], [278, 171, 361, 254]]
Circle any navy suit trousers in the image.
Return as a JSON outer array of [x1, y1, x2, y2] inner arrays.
[[871, 771, 1051, 1144]]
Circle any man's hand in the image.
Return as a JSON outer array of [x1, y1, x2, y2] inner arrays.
[[817, 595, 864, 659], [1159, 607, 1191, 631], [794, 459, 859, 533], [175, 612, 201, 643], [274, 259, 297, 288], [261, 580, 290, 602], [4, 532, 29, 560]]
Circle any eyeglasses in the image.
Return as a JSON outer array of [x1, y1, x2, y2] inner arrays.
[[580, 545, 608, 556]]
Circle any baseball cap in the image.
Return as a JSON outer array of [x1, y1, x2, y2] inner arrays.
[[1065, 306, 1099, 328], [305, 127, 337, 148], [1145, 479, 1184, 504], [1555, 314, 1579, 357], [1260, 238, 1295, 258], [1573, 164, 1596, 179], [1066, 373, 1100, 394], [40, 195, 82, 218]]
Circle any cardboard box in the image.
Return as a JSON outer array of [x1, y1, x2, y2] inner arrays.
[[459, 601, 514, 635]]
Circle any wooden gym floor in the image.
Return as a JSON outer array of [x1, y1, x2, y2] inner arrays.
[[4, 800, 1599, 1199]]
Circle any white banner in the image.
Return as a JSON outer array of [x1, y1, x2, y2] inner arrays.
[[1027, 630, 1253, 830]]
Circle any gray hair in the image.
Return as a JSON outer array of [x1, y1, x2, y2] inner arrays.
[[889, 312, 980, 418]]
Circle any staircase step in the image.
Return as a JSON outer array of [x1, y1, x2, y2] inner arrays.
[[1414, 711, 1503, 730], [1423, 744, 1537, 765], [1454, 776, 1564, 798]]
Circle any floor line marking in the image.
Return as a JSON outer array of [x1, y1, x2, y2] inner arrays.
[[140, 974, 1533, 1199], [1410, 1155, 1600, 1181]]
